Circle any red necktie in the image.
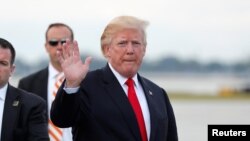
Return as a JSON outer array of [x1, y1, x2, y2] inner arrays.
[[126, 78, 148, 141]]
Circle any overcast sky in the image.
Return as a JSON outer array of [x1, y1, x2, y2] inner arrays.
[[1, 0, 250, 64]]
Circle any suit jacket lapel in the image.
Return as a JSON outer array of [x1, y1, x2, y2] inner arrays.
[[1, 85, 21, 141], [101, 65, 141, 141], [37, 68, 49, 101], [138, 76, 160, 141]]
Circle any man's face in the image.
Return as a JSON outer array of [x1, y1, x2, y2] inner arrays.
[[105, 29, 146, 78], [45, 26, 72, 69], [0, 47, 15, 88]]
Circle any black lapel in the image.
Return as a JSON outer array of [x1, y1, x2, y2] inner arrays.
[[1, 85, 21, 141], [36, 68, 49, 101], [101, 64, 141, 141], [29, 68, 48, 119], [138, 75, 160, 141]]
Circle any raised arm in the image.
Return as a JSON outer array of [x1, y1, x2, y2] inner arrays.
[[50, 40, 92, 127]]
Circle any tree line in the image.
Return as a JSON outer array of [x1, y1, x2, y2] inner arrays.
[[14, 55, 250, 77]]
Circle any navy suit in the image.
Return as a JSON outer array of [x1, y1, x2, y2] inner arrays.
[[51, 65, 178, 141], [1, 85, 49, 141]]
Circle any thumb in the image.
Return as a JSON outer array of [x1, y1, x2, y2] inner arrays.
[[84, 56, 92, 66]]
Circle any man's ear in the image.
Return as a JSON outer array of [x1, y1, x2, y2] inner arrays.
[[45, 42, 49, 53], [10, 64, 15, 77], [142, 46, 146, 57], [103, 45, 111, 58]]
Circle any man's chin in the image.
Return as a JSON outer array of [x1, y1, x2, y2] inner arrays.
[[122, 68, 138, 78]]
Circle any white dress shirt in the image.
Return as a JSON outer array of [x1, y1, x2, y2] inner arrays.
[[48, 63, 73, 141], [0, 84, 8, 139]]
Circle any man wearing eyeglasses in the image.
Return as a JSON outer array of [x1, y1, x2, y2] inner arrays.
[[18, 23, 73, 141]]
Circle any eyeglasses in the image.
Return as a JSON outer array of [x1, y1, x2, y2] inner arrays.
[[48, 39, 67, 47]]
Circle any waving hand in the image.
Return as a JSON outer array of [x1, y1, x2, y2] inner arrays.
[[57, 40, 92, 88]]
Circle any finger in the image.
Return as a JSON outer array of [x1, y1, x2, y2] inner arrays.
[[84, 56, 92, 66], [57, 50, 64, 65], [62, 40, 69, 59], [69, 39, 75, 57], [73, 40, 81, 60], [64, 39, 72, 58]]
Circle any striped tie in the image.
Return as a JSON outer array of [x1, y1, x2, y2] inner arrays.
[[49, 73, 64, 141]]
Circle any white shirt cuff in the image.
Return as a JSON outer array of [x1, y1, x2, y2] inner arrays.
[[63, 86, 80, 94]]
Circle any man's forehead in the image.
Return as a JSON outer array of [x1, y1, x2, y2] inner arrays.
[[0, 48, 11, 61]]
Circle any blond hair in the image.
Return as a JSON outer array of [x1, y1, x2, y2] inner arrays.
[[100, 16, 149, 56]]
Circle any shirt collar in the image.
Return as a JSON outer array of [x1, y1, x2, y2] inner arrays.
[[48, 63, 61, 79], [0, 83, 8, 101], [108, 63, 139, 87]]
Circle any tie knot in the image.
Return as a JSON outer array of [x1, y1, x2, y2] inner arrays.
[[56, 73, 64, 82], [126, 78, 134, 87]]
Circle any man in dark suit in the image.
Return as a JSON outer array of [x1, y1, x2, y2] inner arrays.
[[0, 38, 49, 141], [18, 23, 73, 141], [50, 16, 178, 141]]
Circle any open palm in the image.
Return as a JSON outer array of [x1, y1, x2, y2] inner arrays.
[[57, 40, 92, 88]]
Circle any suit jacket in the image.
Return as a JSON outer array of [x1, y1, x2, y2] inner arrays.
[[1, 84, 49, 141], [18, 68, 49, 117], [51, 65, 178, 141]]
